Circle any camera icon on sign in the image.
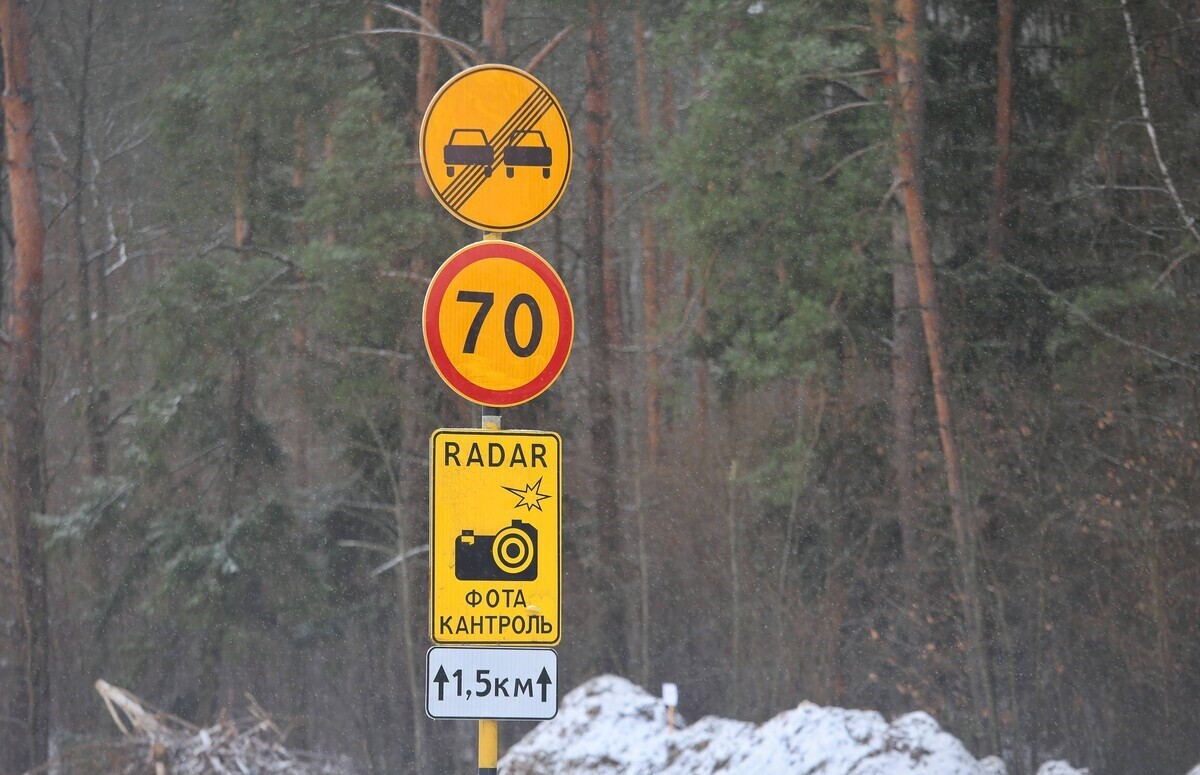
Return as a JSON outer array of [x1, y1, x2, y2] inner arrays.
[[455, 520, 538, 582]]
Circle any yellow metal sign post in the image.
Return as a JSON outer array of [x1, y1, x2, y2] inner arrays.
[[429, 429, 561, 646]]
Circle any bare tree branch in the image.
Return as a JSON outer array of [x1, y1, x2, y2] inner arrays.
[[369, 28, 478, 68], [1120, 0, 1200, 287], [370, 544, 430, 578], [376, 2, 435, 33], [815, 141, 882, 183], [229, 244, 298, 270], [524, 25, 575, 74], [375, 2, 477, 68], [1154, 250, 1198, 288], [293, 28, 478, 70], [1001, 260, 1199, 374]]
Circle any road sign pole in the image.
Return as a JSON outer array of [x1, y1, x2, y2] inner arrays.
[[423, 65, 571, 773], [479, 401, 499, 775], [479, 717, 498, 774], [479, 233, 500, 434]]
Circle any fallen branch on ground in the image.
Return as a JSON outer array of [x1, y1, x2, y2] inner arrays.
[[78, 679, 358, 775]]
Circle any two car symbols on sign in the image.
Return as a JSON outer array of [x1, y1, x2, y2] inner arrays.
[[445, 128, 553, 180]]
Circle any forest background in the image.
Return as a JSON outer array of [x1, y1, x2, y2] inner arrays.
[[2, 0, 1200, 773]]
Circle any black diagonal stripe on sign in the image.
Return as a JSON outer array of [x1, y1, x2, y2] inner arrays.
[[439, 88, 545, 204], [443, 90, 553, 211], [447, 95, 553, 211], [445, 96, 552, 211], [440, 88, 554, 213], [440, 88, 551, 207]]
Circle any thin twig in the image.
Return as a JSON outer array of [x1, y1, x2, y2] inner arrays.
[[365, 28, 478, 67], [292, 28, 477, 70], [816, 141, 882, 183], [1000, 260, 1199, 374], [1120, 0, 1200, 287], [524, 25, 575, 74], [610, 178, 665, 223], [229, 244, 298, 269], [336, 539, 396, 555], [855, 175, 903, 252], [375, 2, 478, 68], [792, 100, 880, 133], [226, 266, 292, 307], [1154, 250, 1198, 288], [370, 544, 430, 577], [346, 346, 414, 362]]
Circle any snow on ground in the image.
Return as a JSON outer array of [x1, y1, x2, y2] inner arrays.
[[1035, 762, 1089, 775], [499, 675, 1091, 775]]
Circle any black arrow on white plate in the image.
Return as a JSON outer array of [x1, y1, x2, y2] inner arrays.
[[433, 666, 450, 701]]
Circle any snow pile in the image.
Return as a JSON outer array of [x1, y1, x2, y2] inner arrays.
[[1036, 762, 1088, 775], [500, 675, 1091, 775]]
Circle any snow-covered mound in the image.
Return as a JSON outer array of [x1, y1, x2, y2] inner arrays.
[[502, 675, 995, 774], [1036, 762, 1088, 775]]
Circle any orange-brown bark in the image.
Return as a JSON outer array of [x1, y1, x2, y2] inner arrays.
[[876, 0, 995, 748], [293, 114, 310, 490], [584, 0, 629, 676], [634, 12, 660, 458], [482, 0, 509, 61], [414, 0, 441, 199], [985, 0, 1015, 264], [71, 0, 106, 476], [891, 0, 971, 625], [659, 69, 677, 296], [1, 0, 51, 769], [235, 159, 250, 245]]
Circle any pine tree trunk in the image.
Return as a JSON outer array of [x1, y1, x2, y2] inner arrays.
[[0, 116, 5, 322], [631, 9, 658, 689], [72, 0, 106, 477], [234, 116, 251, 248], [694, 282, 709, 431], [324, 108, 338, 244], [877, 0, 996, 749], [1, 0, 51, 769], [395, 402, 426, 771], [292, 114, 310, 490], [414, 0, 440, 199], [985, 0, 1014, 264], [870, 0, 925, 603], [684, 72, 710, 432], [658, 67, 681, 443], [891, 213, 923, 589], [584, 0, 629, 676], [482, 0, 509, 62], [633, 12, 660, 460]]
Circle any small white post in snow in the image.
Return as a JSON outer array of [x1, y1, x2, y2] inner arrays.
[[662, 683, 679, 733]]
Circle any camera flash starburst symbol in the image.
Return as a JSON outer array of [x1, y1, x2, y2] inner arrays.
[[503, 478, 552, 511]]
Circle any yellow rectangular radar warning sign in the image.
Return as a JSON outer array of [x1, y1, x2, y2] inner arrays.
[[430, 429, 561, 645]]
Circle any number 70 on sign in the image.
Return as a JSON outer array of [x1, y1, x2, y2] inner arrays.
[[423, 240, 574, 408]]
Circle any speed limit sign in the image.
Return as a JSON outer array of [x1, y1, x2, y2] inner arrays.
[[423, 240, 574, 407]]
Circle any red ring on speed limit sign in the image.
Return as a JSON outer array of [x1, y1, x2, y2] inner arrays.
[[423, 240, 573, 407]]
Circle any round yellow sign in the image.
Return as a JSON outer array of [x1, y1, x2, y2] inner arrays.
[[423, 241, 574, 407], [419, 64, 572, 232]]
